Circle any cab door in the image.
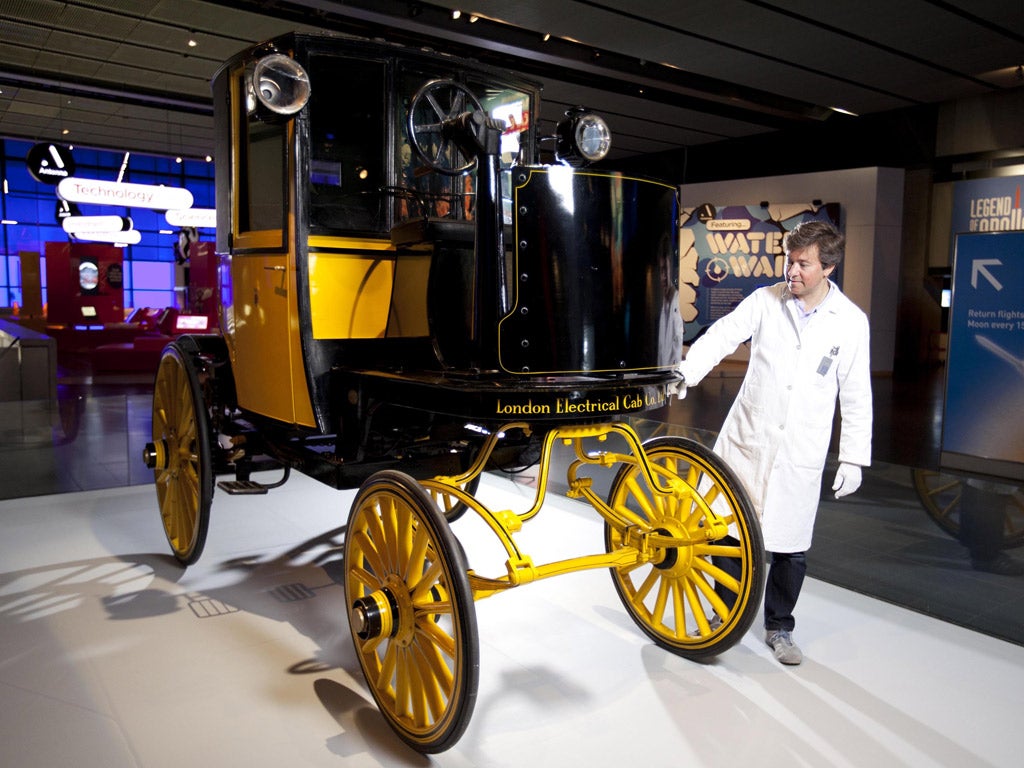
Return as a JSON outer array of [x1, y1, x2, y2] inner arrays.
[[222, 71, 314, 427]]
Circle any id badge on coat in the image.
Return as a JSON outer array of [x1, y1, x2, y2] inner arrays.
[[817, 346, 839, 376]]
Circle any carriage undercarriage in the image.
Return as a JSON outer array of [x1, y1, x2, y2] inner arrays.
[[147, 336, 765, 751]]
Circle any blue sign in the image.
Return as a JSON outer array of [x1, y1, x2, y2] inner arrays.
[[942, 231, 1024, 480]]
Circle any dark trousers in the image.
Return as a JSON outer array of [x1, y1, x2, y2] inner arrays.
[[764, 551, 807, 632]]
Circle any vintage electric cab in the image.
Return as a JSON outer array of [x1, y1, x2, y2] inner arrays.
[[144, 32, 764, 753]]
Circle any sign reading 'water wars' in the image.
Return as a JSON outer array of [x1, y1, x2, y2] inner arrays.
[[678, 202, 841, 342]]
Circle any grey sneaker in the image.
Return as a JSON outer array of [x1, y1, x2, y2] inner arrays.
[[688, 615, 723, 637], [765, 629, 803, 665]]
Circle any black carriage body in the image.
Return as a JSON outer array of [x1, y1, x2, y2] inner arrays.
[[210, 32, 682, 486], [502, 168, 681, 375]]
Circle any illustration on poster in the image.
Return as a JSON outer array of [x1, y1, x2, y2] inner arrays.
[[977, 335, 1024, 377]]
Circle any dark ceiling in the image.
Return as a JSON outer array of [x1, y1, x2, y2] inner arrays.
[[1, 0, 1022, 170]]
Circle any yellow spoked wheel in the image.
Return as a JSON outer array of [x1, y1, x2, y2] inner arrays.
[[605, 436, 765, 659], [149, 342, 213, 565], [344, 470, 479, 753]]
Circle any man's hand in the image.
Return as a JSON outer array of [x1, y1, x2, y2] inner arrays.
[[667, 369, 687, 399], [832, 463, 862, 499]]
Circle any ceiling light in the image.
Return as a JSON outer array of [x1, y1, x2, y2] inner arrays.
[[451, 10, 461, 20], [188, 39, 197, 48], [542, 33, 551, 42], [61, 128, 69, 135], [469, 15, 478, 23]]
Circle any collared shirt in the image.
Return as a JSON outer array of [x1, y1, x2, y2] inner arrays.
[[791, 283, 833, 330]]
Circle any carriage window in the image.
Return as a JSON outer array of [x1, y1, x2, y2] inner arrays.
[[239, 113, 286, 232], [395, 70, 532, 225], [306, 56, 386, 233], [396, 68, 469, 222], [474, 83, 533, 225]]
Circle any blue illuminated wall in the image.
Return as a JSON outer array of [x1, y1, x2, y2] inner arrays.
[[1, 138, 214, 313]]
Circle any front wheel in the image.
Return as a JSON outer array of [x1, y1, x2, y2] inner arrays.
[[344, 470, 479, 753], [605, 437, 765, 660]]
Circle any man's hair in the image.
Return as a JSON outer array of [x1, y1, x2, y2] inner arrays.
[[783, 221, 845, 268]]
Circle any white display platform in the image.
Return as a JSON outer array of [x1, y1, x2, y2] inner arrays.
[[1, 471, 1021, 767]]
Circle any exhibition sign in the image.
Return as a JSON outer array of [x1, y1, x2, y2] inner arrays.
[[61, 215, 133, 234], [57, 177, 194, 211], [678, 202, 840, 342], [942, 231, 1024, 481], [950, 176, 1024, 242], [166, 208, 216, 229], [26, 142, 75, 184]]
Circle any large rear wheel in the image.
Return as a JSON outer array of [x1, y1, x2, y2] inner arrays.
[[147, 342, 213, 565], [344, 470, 479, 753], [605, 436, 765, 660]]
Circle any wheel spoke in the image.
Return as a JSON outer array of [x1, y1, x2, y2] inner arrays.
[[412, 636, 452, 718]]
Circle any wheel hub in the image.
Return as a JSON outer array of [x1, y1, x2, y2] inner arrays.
[[351, 588, 398, 640], [651, 523, 696, 575], [143, 440, 169, 470]]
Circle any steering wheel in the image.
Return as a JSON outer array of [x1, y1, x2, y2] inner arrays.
[[407, 79, 484, 176]]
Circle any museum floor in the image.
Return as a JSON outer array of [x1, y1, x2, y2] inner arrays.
[[1, 362, 1023, 766]]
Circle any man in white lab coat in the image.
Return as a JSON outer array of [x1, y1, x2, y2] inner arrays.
[[676, 220, 872, 665]]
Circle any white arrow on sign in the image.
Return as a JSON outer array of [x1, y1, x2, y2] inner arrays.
[[971, 258, 1003, 290]]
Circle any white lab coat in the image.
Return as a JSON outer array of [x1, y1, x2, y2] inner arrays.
[[678, 281, 872, 552]]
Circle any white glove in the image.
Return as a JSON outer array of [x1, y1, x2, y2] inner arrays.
[[667, 369, 687, 399], [832, 463, 862, 499]]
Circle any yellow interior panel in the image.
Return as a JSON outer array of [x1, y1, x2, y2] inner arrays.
[[308, 243, 396, 339], [387, 249, 431, 337]]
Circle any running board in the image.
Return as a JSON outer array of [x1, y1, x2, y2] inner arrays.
[[216, 464, 291, 495], [217, 479, 270, 495]]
